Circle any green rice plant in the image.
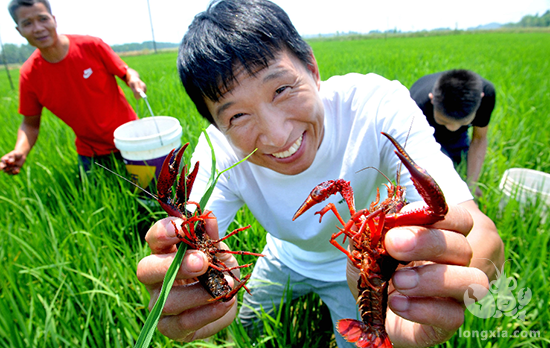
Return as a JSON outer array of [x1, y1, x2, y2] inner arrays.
[[1, 31, 549, 347], [228, 283, 336, 348]]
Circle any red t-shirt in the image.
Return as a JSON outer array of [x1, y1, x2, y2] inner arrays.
[[19, 34, 138, 157]]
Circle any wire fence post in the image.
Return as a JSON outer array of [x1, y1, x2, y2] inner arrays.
[[0, 31, 15, 90]]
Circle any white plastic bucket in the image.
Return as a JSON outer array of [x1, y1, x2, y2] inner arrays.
[[499, 168, 550, 221], [114, 116, 182, 187]]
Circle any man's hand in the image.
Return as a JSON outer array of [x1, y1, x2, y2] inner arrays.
[[0, 150, 26, 175], [2, 115, 41, 175], [136, 212, 238, 341], [346, 202, 495, 347], [125, 68, 147, 100]]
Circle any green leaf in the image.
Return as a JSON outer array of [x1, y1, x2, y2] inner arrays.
[[133, 243, 187, 347]]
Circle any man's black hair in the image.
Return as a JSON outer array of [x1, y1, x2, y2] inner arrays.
[[8, 0, 52, 23], [432, 69, 483, 120], [177, 0, 313, 125]]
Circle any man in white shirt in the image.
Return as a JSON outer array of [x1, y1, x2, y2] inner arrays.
[[136, 1, 504, 347]]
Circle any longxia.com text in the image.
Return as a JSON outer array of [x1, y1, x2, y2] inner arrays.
[[458, 328, 541, 341]]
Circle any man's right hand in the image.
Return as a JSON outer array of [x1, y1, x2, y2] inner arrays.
[[1, 151, 26, 175], [3, 114, 41, 175], [136, 213, 238, 341]]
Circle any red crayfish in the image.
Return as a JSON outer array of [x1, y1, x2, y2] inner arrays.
[[156, 143, 264, 301], [103, 143, 263, 302], [293, 132, 448, 347]]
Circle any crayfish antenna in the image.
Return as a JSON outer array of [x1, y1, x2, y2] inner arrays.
[[94, 162, 158, 201], [356, 166, 393, 185], [94, 161, 186, 220]]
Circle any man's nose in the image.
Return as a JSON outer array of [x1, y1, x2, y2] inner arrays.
[[32, 20, 46, 32], [257, 108, 291, 148]]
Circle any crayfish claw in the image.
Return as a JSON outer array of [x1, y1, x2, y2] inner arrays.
[[155, 144, 193, 219], [293, 195, 320, 221], [381, 132, 448, 221], [157, 143, 189, 202], [293, 179, 356, 221]]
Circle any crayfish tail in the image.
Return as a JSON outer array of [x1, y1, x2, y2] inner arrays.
[[337, 319, 393, 348]]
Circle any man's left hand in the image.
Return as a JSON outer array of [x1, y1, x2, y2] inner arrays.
[[125, 68, 147, 99]]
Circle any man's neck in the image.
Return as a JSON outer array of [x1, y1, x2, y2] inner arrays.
[[40, 34, 69, 63]]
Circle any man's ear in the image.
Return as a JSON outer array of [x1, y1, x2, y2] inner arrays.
[[429, 92, 434, 104], [306, 51, 321, 89]]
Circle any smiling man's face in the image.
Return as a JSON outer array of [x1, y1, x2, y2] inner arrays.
[[206, 49, 325, 175]]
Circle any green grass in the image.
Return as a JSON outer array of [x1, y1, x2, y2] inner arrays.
[[1, 31, 549, 347]]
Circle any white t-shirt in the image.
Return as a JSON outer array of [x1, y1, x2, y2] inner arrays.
[[189, 73, 472, 282]]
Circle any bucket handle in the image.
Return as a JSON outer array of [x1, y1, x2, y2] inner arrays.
[[138, 90, 164, 146]]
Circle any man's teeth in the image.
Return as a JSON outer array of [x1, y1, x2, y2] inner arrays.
[[272, 135, 303, 159]]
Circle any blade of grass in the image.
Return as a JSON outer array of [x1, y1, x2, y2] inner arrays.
[[200, 130, 257, 209], [133, 242, 187, 347], [134, 129, 256, 348]]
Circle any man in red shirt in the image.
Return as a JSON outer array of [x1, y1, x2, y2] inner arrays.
[[1, 0, 147, 174]]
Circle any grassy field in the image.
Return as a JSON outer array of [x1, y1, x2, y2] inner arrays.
[[0, 31, 549, 347]]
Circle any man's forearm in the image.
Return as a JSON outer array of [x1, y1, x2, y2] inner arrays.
[[15, 115, 41, 156], [467, 137, 487, 184], [124, 68, 140, 85]]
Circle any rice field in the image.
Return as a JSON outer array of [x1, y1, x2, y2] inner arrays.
[[0, 30, 549, 347]]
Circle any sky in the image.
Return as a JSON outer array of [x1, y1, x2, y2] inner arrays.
[[1, 0, 549, 46]]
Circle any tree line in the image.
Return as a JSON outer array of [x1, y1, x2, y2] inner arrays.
[[110, 41, 178, 54], [504, 10, 550, 28], [0, 40, 178, 65], [1, 42, 36, 64], [1, 10, 549, 65]]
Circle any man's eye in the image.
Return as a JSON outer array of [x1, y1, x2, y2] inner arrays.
[[230, 113, 244, 122], [275, 86, 288, 95]]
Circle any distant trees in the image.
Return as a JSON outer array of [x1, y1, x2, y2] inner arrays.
[[505, 10, 550, 28], [0, 40, 178, 65], [110, 41, 178, 53], [1, 43, 36, 64]]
